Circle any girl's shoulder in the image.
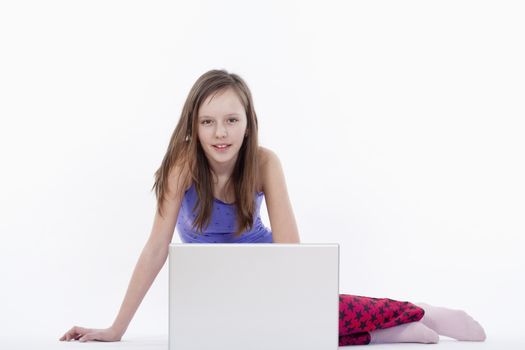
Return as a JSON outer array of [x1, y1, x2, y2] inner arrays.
[[168, 162, 193, 194], [257, 146, 269, 193], [258, 145, 279, 168], [257, 145, 270, 166], [257, 146, 280, 193]]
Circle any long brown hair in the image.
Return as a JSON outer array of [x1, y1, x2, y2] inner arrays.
[[151, 69, 260, 237]]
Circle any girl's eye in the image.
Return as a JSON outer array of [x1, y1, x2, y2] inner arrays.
[[200, 119, 237, 125]]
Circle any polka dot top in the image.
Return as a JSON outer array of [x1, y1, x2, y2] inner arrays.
[[176, 182, 273, 243]]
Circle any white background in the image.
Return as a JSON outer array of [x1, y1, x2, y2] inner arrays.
[[0, 0, 523, 348]]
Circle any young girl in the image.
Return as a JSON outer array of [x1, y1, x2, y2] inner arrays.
[[59, 69, 486, 345]]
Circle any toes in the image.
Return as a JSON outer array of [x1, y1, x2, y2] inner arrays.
[[427, 331, 439, 344], [420, 323, 440, 343], [469, 320, 487, 341]]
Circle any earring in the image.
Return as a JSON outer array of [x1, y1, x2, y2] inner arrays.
[[185, 135, 191, 142]]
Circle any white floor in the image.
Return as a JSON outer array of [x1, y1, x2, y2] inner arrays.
[[1, 334, 522, 350]]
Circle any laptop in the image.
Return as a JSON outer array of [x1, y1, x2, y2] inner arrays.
[[168, 243, 339, 350]]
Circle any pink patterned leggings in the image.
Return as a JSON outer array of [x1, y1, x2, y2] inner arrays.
[[339, 294, 425, 346]]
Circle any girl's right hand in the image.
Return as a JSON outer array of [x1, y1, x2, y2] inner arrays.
[[59, 326, 123, 342]]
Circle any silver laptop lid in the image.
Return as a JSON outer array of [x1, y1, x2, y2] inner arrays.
[[169, 243, 339, 350]]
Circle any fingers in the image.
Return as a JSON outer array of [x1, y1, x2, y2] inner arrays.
[[78, 333, 92, 342], [59, 326, 90, 341]]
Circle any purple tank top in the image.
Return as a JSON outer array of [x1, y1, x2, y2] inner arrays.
[[176, 182, 273, 243]]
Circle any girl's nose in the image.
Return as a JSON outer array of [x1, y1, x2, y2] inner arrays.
[[215, 124, 227, 138]]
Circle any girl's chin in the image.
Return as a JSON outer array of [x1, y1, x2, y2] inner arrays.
[[204, 148, 238, 162]]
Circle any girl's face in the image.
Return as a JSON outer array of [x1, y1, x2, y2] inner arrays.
[[197, 87, 248, 170]]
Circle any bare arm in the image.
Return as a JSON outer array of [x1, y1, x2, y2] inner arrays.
[[261, 148, 301, 243], [110, 221, 172, 336], [60, 165, 190, 342], [111, 167, 190, 336]]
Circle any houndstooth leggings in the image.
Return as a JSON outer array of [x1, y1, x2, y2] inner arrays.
[[338, 294, 425, 346]]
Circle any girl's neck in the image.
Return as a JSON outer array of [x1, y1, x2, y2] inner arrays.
[[206, 152, 239, 180]]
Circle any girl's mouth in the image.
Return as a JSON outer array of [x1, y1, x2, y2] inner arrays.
[[213, 144, 231, 152]]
